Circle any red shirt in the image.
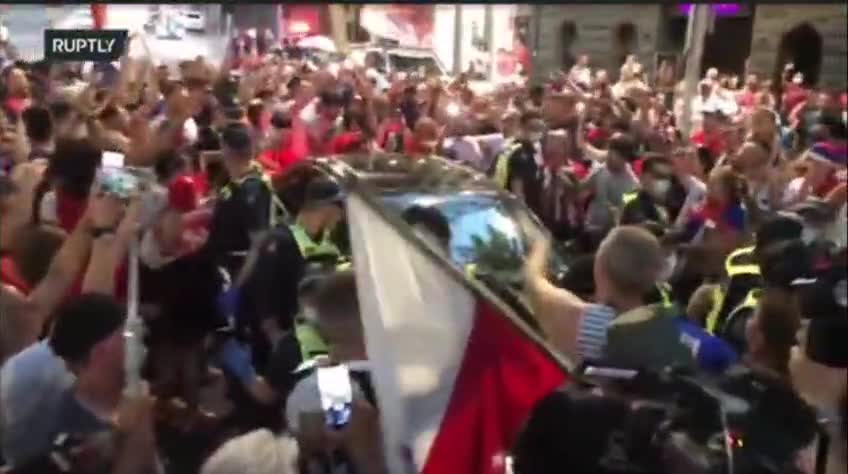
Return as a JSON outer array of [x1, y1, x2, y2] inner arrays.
[[690, 129, 726, 158], [0, 256, 30, 294], [56, 191, 87, 233]]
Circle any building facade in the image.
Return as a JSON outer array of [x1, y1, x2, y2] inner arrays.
[[528, 3, 847, 89]]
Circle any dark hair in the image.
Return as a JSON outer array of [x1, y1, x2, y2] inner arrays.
[[313, 270, 360, 324], [22, 106, 52, 143], [608, 133, 637, 162], [153, 149, 189, 183], [402, 205, 452, 248], [49, 138, 102, 198], [48, 100, 73, 124], [559, 253, 596, 299], [49, 293, 126, 365]]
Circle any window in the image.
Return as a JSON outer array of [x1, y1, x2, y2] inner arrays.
[[561, 21, 578, 69]]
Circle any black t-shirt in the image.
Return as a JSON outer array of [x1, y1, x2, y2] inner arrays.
[[619, 191, 667, 226], [506, 141, 544, 215]]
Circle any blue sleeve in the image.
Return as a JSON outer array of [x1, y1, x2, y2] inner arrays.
[[725, 206, 746, 232], [696, 336, 739, 374]]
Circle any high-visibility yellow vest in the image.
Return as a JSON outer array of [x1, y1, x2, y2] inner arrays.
[[706, 246, 760, 334], [219, 163, 289, 227], [290, 223, 343, 261], [493, 143, 523, 189], [295, 321, 329, 361], [658, 282, 674, 309], [622, 191, 639, 206]]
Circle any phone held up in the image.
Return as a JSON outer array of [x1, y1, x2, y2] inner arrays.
[[316, 365, 353, 430]]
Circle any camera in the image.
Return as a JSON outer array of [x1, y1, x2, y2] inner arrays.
[[514, 365, 826, 474]]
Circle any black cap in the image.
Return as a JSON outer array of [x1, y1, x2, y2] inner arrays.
[[220, 122, 253, 153], [805, 318, 848, 368], [755, 214, 803, 251], [303, 178, 345, 209], [49, 293, 126, 364], [758, 239, 816, 289]]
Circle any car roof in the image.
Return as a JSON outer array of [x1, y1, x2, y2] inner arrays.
[[312, 153, 507, 198]]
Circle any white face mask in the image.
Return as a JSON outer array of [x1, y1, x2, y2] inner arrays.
[[301, 306, 318, 323], [659, 253, 677, 282], [527, 132, 544, 143]]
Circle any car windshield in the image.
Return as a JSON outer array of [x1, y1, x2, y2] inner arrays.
[[380, 192, 542, 272], [388, 53, 442, 76]]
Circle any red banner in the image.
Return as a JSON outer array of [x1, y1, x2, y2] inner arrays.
[[91, 4, 107, 30]]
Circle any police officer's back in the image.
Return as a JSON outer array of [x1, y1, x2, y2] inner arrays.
[[205, 122, 279, 275], [243, 178, 347, 333]]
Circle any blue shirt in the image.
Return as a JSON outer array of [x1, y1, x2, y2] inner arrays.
[[675, 317, 739, 374]]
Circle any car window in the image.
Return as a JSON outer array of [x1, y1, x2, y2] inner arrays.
[[388, 54, 442, 77]]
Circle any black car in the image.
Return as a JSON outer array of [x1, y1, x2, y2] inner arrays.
[[273, 153, 572, 321]]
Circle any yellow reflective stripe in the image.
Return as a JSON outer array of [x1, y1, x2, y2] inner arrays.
[[622, 192, 639, 206], [290, 224, 341, 259], [727, 265, 761, 277], [724, 246, 757, 275], [296, 322, 328, 360], [706, 285, 725, 335], [494, 143, 522, 189], [739, 288, 761, 310], [465, 263, 478, 279], [658, 283, 673, 308]]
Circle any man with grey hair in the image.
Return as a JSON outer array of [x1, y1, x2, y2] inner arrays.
[[201, 429, 299, 474], [525, 226, 694, 369]]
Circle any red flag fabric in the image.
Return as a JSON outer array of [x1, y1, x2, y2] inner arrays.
[[91, 4, 107, 30], [347, 193, 568, 474]]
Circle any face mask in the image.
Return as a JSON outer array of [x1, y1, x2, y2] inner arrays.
[[301, 306, 318, 322]]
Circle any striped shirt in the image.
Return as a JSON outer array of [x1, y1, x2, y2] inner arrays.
[[577, 303, 617, 361]]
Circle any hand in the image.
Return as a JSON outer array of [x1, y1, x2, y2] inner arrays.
[[115, 197, 142, 241], [216, 337, 256, 385], [86, 190, 126, 230], [115, 385, 157, 467]]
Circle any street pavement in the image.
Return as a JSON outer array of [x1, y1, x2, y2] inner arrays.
[[2, 4, 227, 66]]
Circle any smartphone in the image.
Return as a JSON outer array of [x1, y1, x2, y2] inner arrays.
[[316, 365, 353, 429], [102, 151, 125, 169]]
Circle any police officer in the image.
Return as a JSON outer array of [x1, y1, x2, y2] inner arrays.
[[492, 110, 546, 215], [245, 177, 347, 336], [619, 155, 673, 226], [705, 214, 804, 335], [205, 122, 287, 277]]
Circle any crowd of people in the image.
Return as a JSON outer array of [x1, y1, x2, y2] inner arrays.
[[0, 25, 846, 474]]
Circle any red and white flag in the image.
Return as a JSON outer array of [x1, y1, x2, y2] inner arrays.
[[347, 194, 569, 474]]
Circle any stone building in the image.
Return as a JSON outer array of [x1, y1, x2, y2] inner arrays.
[[526, 3, 847, 89]]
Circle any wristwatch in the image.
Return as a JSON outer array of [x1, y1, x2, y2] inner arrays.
[[89, 226, 117, 239]]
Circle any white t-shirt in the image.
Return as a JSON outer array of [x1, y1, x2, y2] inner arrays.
[[675, 175, 708, 227]]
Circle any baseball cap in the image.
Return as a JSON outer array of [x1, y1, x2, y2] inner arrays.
[[754, 214, 803, 251], [220, 122, 253, 153], [757, 239, 816, 288], [303, 178, 345, 209]]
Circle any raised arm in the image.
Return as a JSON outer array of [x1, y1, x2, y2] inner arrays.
[[524, 240, 587, 359]]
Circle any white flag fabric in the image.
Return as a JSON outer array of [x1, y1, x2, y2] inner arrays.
[[347, 193, 568, 474]]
